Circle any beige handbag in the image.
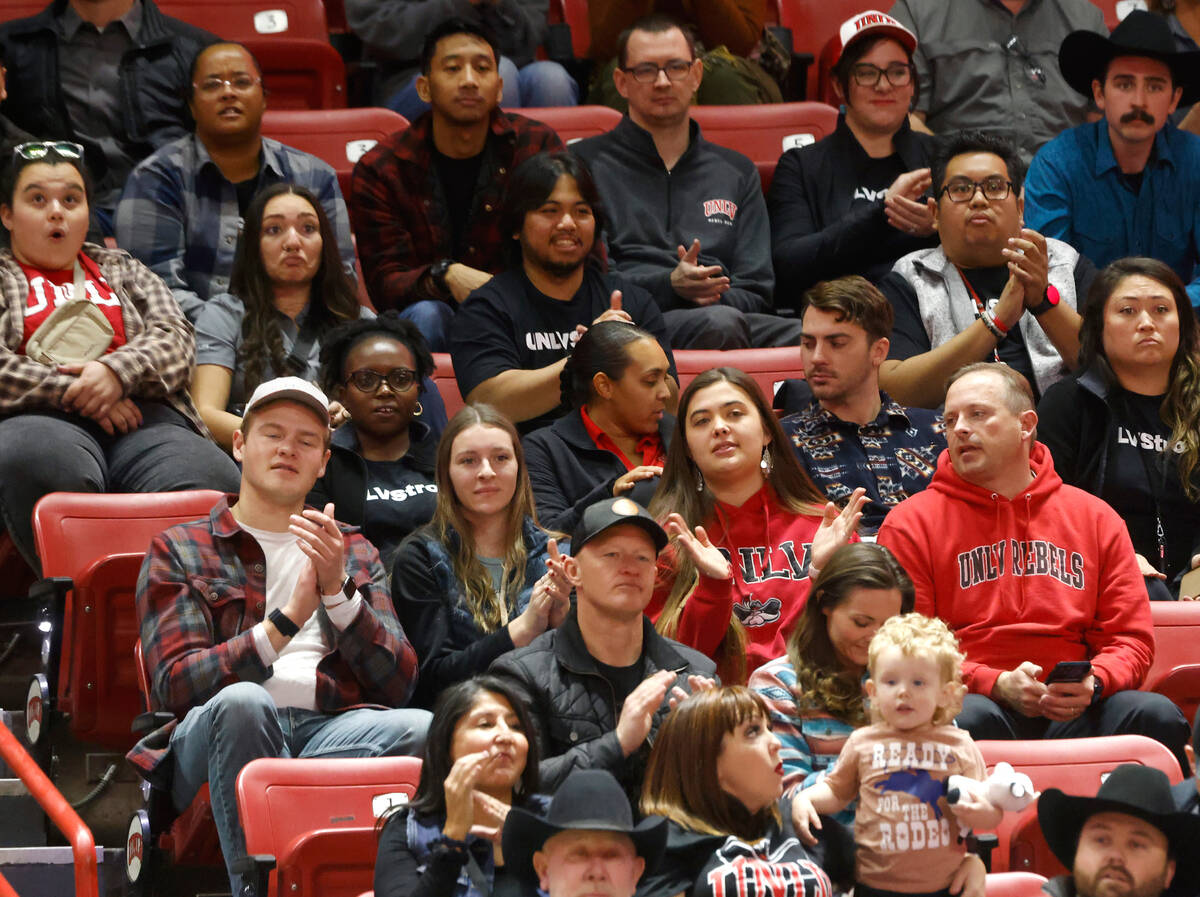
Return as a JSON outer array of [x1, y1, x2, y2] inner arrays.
[[24, 261, 115, 365]]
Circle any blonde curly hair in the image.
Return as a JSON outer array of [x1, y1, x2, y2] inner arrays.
[[867, 612, 966, 726]]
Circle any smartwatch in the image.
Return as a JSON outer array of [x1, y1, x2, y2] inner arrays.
[[429, 258, 453, 298], [268, 607, 300, 638], [1090, 675, 1104, 705], [1030, 285, 1061, 317], [323, 574, 357, 604]]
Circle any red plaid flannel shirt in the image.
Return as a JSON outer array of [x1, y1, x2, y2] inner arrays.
[[349, 110, 564, 311], [127, 495, 418, 783]]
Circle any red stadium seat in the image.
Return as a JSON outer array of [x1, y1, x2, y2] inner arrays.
[[674, 347, 804, 404], [1143, 601, 1200, 705], [985, 873, 1049, 897], [432, 354, 465, 419], [261, 107, 408, 196], [548, 0, 591, 59], [236, 756, 422, 897], [0, 2, 48, 24], [977, 735, 1183, 878], [24, 491, 224, 758], [243, 37, 347, 109], [689, 103, 839, 173], [520, 105, 622, 145], [1090, 0, 1148, 30], [158, 0, 330, 41], [773, 0, 883, 97], [1145, 664, 1200, 729]]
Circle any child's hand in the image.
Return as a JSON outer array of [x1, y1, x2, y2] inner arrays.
[[949, 854, 986, 897], [947, 790, 1003, 833], [790, 792, 823, 846]]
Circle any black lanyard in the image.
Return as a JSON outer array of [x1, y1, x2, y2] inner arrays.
[[955, 265, 1003, 363]]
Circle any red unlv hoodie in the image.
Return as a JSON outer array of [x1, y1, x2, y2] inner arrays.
[[648, 484, 850, 679], [877, 443, 1154, 697]]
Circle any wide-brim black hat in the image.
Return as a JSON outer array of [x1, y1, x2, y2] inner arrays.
[[1059, 10, 1200, 106], [1038, 764, 1200, 890], [502, 770, 668, 884]]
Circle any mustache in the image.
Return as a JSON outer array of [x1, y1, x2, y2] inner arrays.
[[1120, 108, 1156, 125]]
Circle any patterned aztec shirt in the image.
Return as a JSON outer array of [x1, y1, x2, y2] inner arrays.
[[781, 393, 946, 533], [115, 134, 356, 322], [348, 110, 564, 311], [127, 495, 418, 783]]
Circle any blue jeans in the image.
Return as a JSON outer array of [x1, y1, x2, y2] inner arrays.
[[0, 402, 241, 572], [169, 681, 431, 896], [401, 300, 457, 354], [386, 57, 579, 121]]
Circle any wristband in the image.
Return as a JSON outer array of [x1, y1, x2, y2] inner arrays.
[[268, 607, 300, 637], [979, 310, 1006, 341]]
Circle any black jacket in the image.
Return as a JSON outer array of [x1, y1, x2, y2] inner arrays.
[[768, 112, 938, 305], [489, 608, 716, 804], [0, 0, 216, 193], [522, 409, 674, 534]]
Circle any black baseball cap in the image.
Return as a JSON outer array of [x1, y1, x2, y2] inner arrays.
[[571, 497, 668, 554]]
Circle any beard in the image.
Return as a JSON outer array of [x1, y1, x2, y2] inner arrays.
[[1075, 864, 1171, 897]]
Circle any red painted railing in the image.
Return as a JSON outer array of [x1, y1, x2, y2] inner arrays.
[[0, 723, 99, 897]]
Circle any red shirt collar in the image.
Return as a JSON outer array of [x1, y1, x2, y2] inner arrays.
[[579, 406, 666, 471]]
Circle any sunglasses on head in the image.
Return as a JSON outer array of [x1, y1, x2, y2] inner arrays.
[[12, 141, 86, 163]]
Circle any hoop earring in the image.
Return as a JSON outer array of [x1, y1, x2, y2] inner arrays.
[[695, 468, 705, 493], [413, 401, 423, 418], [760, 446, 772, 478]]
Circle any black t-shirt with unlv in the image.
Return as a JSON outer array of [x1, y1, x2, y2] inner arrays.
[[449, 262, 677, 434], [1103, 387, 1200, 582]]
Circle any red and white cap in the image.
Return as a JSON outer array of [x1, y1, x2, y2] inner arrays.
[[832, 10, 917, 65]]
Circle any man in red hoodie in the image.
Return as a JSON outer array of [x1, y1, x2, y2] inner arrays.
[[877, 362, 1191, 772]]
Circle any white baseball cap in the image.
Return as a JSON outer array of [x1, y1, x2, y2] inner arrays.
[[243, 376, 330, 426], [833, 10, 917, 66]]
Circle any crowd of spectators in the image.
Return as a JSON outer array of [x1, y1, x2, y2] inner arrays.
[[4, 1, 1200, 895]]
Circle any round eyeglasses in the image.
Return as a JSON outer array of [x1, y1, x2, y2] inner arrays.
[[345, 368, 418, 394]]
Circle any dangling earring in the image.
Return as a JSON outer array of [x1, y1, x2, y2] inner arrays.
[[695, 467, 705, 493], [413, 401, 423, 418], [760, 446, 772, 478]]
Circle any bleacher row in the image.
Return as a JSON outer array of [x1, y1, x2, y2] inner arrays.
[[0, 0, 1153, 110], [14, 477, 1200, 896]]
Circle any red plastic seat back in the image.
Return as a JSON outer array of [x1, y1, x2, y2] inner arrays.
[[262, 107, 408, 196], [523, 105, 622, 145], [690, 103, 839, 168], [977, 736, 1183, 878], [1144, 602, 1200, 699], [1090, 0, 1148, 30], [547, 0, 591, 58], [242, 38, 347, 109], [774, 0, 889, 95], [674, 347, 805, 405], [432, 354, 465, 420], [158, 0, 329, 41], [32, 490, 224, 748], [238, 756, 423, 897], [0, 2, 50, 24], [985, 873, 1048, 897], [1145, 663, 1200, 728]]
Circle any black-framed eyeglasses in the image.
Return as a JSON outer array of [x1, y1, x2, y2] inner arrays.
[[13, 141, 85, 163], [346, 367, 418, 394], [939, 177, 1015, 203], [192, 74, 263, 96], [621, 59, 694, 83], [1005, 35, 1046, 87], [850, 62, 914, 88]]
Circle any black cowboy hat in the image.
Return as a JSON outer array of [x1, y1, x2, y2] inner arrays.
[[1038, 764, 1200, 891], [502, 769, 668, 885], [1059, 10, 1200, 106]]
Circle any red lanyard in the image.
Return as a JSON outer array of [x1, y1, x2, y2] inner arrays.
[[954, 264, 1002, 363]]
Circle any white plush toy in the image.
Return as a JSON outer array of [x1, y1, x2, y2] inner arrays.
[[946, 761, 1038, 814]]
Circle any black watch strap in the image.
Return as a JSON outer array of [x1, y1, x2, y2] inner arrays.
[[429, 258, 452, 297], [268, 607, 300, 637]]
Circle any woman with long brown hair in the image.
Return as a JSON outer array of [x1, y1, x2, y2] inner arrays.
[[749, 543, 915, 820], [391, 404, 572, 707], [647, 368, 867, 682], [1039, 257, 1200, 599]]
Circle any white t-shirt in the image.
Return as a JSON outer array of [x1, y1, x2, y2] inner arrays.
[[241, 523, 328, 711]]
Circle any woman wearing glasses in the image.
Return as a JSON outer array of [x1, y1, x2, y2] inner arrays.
[[308, 312, 439, 567], [768, 12, 938, 306], [0, 141, 240, 570], [391, 405, 572, 709], [191, 182, 366, 452]]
